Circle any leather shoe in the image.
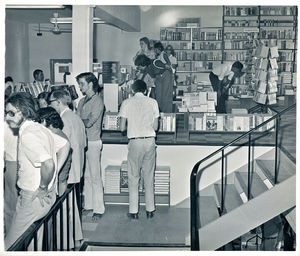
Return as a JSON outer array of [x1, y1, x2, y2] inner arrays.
[[146, 211, 154, 219], [127, 213, 139, 219]]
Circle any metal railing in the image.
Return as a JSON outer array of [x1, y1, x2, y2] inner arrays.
[[190, 103, 296, 250], [7, 184, 78, 251]]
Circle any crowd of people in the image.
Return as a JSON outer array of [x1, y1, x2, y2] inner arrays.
[[3, 36, 245, 250], [3, 71, 106, 250], [3, 48, 164, 249]]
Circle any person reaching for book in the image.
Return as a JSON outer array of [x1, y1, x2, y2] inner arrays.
[[209, 61, 244, 113]]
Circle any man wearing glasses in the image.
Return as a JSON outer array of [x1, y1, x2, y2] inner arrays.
[[48, 89, 86, 248], [4, 92, 69, 249]]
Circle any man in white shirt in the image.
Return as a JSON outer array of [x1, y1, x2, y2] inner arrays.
[[209, 61, 244, 113], [4, 92, 69, 249], [119, 80, 160, 219]]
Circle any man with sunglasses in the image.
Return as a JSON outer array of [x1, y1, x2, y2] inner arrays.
[[4, 92, 69, 249]]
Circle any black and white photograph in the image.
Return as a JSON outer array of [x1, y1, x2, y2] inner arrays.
[[1, 0, 298, 253]]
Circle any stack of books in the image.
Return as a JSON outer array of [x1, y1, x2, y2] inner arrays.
[[104, 165, 120, 194], [154, 166, 170, 195]]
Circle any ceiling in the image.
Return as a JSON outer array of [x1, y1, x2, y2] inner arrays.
[[5, 5, 73, 24]]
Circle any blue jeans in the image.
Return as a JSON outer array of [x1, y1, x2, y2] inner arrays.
[[127, 137, 156, 213], [5, 187, 56, 250]]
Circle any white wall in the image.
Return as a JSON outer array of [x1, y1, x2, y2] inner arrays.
[[28, 24, 72, 83], [101, 144, 272, 206], [95, 5, 223, 66]]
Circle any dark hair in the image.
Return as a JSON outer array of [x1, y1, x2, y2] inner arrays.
[[5, 76, 13, 83], [132, 80, 147, 93], [75, 72, 99, 93], [38, 91, 49, 100], [33, 69, 43, 79], [154, 42, 164, 52], [134, 54, 151, 67], [49, 89, 72, 106], [5, 92, 39, 121], [165, 44, 176, 57], [37, 107, 64, 130], [140, 37, 150, 49], [232, 61, 243, 71]]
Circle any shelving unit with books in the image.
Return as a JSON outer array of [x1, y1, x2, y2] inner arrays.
[[160, 25, 223, 86], [104, 162, 170, 206], [223, 6, 260, 98], [188, 111, 275, 137], [223, 5, 297, 97], [259, 6, 297, 96]]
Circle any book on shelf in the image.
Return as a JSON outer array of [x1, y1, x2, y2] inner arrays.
[[261, 59, 268, 70], [217, 115, 224, 131], [267, 80, 278, 93], [259, 70, 267, 81], [233, 116, 249, 132], [267, 93, 277, 105], [269, 58, 278, 69], [253, 91, 267, 104], [270, 46, 279, 58], [255, 45, 269, 58], [256, 81, 267, 94], [206, 115, 218, 131]]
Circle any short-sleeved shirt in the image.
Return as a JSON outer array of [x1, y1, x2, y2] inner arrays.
[[119, 92, 160, 139], [17, 120, 67, 191], [212, 62, 234, 81], [77, 94, 104, 141]]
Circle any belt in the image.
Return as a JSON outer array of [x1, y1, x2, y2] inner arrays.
[[130, 136, 154, 140]]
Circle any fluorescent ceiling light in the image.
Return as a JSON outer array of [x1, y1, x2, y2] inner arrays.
[[50, 17, 105, 24], [6, 5, 65, 9]]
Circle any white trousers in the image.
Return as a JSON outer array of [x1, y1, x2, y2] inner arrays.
[[127, 137, 156, 214], [83, 140, 105, 214]]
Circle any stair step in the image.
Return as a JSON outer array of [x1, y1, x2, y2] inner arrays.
[[234, 171, 268, 200], [198, 196, 219, 228], [214, 184, 243, 214], [256, 159, 293, 185]]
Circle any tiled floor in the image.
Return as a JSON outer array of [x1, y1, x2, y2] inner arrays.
[[82, 204, 190, 247]]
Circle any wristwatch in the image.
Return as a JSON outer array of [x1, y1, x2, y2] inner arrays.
[[39, 185, 48, 190]]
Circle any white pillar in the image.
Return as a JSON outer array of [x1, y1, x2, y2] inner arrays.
[[67, 5, 94, 103]]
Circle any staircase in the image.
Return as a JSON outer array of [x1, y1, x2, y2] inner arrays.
[[189, 103, 296, 250], [190, 148, 295, 250]]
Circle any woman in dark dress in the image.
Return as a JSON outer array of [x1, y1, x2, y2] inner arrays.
[[134, 54, 173, 113]]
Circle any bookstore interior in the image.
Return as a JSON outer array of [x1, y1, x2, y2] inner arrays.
[[5, 5, 297, 250]]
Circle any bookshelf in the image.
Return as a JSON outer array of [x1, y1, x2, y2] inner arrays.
[[160, 26, 223, 85], [258, 6, 297, 95], [223, 5, 297, 97], [223, 6, 260, 98]]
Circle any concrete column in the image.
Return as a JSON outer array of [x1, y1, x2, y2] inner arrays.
[[68, 5, 93, 101]]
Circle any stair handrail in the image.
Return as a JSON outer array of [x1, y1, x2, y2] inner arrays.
[[190, 103, 296, 250]]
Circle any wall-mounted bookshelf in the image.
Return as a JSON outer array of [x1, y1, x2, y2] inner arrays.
[[160, 26, 223, 85]]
